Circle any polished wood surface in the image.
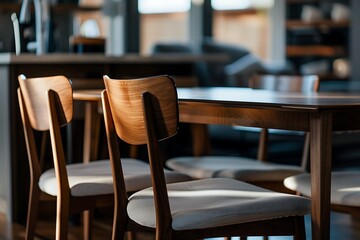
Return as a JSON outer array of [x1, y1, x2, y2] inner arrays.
[[178, 87, 360, 111], [73, 89, 103, 101]]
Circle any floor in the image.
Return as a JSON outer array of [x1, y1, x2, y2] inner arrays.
[[2, 129, 359, 240], [1, 212, 359, 240]]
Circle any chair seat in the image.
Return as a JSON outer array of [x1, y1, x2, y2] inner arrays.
[[284, 171, 360, 207], [128, 178, 310, 230], [166, 156, 303, 181], [39, 159, 192, 197]]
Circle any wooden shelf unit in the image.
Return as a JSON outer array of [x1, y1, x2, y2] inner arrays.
[[286, 45, 346, 57], [286, 20, 349, 28], [286, 0, 320, 3], [285, 0, 350, 81], [0, 3, 101, 13]]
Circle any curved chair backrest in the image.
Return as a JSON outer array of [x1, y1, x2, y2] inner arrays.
[[17, 74, 73, 198], [249, 74, 319, 93], [18, 74, 73, 131], [102, 75, 179, 235], [103, 75, 179, 145]]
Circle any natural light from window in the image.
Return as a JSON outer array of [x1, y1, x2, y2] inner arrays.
[[211, 0, 274, 10], [211, 0, 274, 61], [139, 0, 191, 14]]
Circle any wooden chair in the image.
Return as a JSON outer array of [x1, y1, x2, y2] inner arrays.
[[102, 74, 311, 240], [17, 75, 191, 240], [166, 74, 319, 193]]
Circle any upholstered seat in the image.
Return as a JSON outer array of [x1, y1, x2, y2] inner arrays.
[[166, 156, 303, 182], [40, 159, 191, 197], [284, 171, 360, 207], [128, 178, 310, 231]]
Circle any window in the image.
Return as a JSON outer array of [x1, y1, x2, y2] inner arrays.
[[211, 0, 274, 61], [212, 0, 273, 10], [139, 0, 190, 14], [139, 0, 191, 54]]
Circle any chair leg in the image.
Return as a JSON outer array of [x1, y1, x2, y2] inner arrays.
[[111, 205, 126, 240], [155, 230, 172, 240], [294, 216, 306, 240], [83, 210, 93, 240], [55, 197, 70, 240], [25, 186, 41, 240], [127, 231, 136, 240], [257, 128, 269, 161]]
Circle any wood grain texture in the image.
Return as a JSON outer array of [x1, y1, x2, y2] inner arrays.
[[103, 75, 178, 145], [18, 75, 73, 131], [310, 112, 332, 240]]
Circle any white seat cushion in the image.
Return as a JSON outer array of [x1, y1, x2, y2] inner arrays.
[[284, 171, 360, 207], [166, 156, 303, 181], [39, 159, 191, 197], [128, 178, 310, 230]]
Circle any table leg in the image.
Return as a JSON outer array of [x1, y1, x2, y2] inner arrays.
[[190, 123, 211, 156], [310, 112, 332, 240], [83, 101, 101, 163], [257, 128, 269, 161]]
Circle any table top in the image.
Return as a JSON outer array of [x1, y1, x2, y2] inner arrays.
[[178, 87, 360, 111], [73, 89, 103, 101], [0, 53, 229, 65], [74, 87, 360, 111]]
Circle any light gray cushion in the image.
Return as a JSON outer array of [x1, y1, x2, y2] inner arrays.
[[39, 159, 191, 197], [284, 171, 360, 207], [166, 156, 303, 181], [128, 178, 310, 230]]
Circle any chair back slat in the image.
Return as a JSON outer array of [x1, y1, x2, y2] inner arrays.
[[249, 74, 319, 93], [103, 75, 178, 145], [18, 75, 73, 131], [249, 74, 319, 168]]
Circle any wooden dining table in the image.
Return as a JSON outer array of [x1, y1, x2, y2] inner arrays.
[[74, 86, 360, 240]]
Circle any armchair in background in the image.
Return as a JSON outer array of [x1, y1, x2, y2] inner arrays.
[[151, 38, 294, 87], [200, 37, 295, 87]]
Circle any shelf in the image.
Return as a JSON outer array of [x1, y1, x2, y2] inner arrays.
[[286, 0, 320, 3], [0, 3, 101, 14], [53, 4, 101, 13], [287, 45, 346, 57], [0, 3, 20, 12], [286, 20, 349, 29], [286, 0, 350, 82], [318, 73, 349, 81]]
